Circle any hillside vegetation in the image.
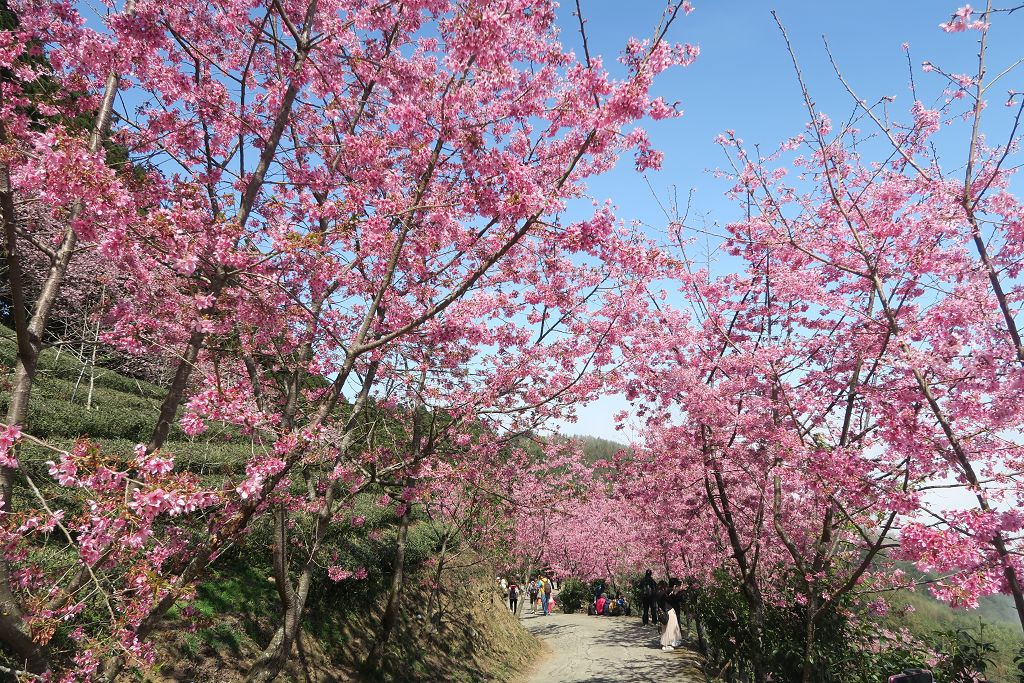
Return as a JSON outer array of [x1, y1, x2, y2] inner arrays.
[[882, 569, 1024, 681], [0, 326, 539, 681], [561, 434, 629, 465]]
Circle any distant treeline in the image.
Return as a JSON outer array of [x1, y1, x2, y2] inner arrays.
[[562, 434, 630, 464]]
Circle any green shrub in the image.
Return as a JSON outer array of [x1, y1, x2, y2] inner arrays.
[[677, 570, 933, 682], [932, 627, 997, 682], [557, 577, 590, 614]]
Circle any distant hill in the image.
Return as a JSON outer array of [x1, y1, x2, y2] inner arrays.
[[881, 563, 1023, 680], [564, 434, 630, 464], [976, 592, 1021, 629]]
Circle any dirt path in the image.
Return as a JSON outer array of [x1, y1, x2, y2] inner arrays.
[[519, 608, 705, 683]]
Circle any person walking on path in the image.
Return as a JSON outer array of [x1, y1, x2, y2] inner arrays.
[[528, 579, 539, 613], [540, 576, 553, 616], [639, 569, 658, 627], [508, 582, 519, 613], [660, 580, 684, 651], [520, 601, 706, 682]]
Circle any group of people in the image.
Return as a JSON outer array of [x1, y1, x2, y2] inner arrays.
[[499, 575, 555, 615], [638, 569, 685, 651], [589, 591, 630, 616], [506, 569, 685, 653], [526, 575, 555, 615]]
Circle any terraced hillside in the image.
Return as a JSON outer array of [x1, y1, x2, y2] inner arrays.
[[0, 327, 539, 682]]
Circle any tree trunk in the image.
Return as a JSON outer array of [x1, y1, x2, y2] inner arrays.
[[86, 316, 99, 411], [146, 327, 207, 453], [366, 506, 411, 668], [0, 0, 132, 664], [244, 505, 298, 683], [245, 352, 384, 679], [801, 599, 817, 683], [103, 346, 375, 683], [746, 586, 768, 683], [425, 531, 450, 632], [693, 611, 707, 656], [704, 460, 769, 683], [0, 150, 50, 675]]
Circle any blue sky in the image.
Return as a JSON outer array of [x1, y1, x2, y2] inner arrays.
[[548, 1, 1023, 442]]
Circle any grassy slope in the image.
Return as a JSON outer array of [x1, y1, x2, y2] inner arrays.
[[0, 327, 540, 681], [882, 583, 1023, 681]]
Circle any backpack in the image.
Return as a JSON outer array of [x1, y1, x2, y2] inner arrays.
[[543, 579, 552, 595]]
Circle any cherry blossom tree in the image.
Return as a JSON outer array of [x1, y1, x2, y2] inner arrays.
[[525, 6, 1024, 682], [0, 0, 696, 678]]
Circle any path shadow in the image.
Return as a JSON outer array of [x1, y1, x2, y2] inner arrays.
[[523, 622, 576, 638], [585, 615, 668, 650], [548, 614, 706, 682]]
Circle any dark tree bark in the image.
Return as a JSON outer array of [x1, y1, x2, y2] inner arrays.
[[366, 504, 411, 668]]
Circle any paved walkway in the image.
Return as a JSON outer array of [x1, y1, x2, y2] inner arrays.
[[519, 608, 705, 683]]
